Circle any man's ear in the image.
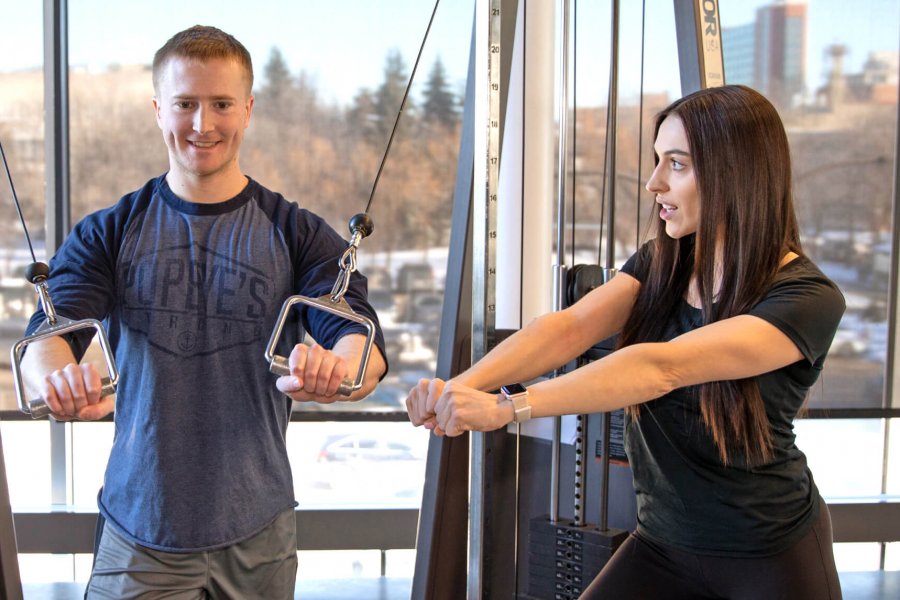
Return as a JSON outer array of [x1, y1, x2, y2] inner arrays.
[[244, 95, 255, 128], [152, 96, 162, 127]]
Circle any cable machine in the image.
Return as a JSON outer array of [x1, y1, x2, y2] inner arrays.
[[413, 1, 724, 598]]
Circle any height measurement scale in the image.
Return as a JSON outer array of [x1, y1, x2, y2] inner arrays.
[[485, 0, 501, 343], [469, 0, 502, 597], [472, 1, 502, 359]]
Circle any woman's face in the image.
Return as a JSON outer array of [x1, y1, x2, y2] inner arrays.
[[645, 115, 700, 239]]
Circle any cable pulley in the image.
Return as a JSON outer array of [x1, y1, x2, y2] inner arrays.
[[1, 139, 119, 419], [328, 213, 374, 303], [264, 1, 440, 395]]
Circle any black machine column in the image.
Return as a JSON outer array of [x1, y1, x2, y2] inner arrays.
[[0, 427, 24, 600]]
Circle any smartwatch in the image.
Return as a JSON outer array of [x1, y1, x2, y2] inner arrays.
[[500, 383, 532, 423]]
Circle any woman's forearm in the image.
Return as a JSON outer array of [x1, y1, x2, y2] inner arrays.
[[416, 342, 677, 437], [526, 342, 677, 418], [452, 272, 639, 393], [452, 309, 598, 392]]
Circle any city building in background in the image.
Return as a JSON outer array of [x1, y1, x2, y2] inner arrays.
[[723, 0, 807, 107]]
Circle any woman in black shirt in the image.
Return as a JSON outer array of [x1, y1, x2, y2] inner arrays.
[[406, 85, 844, 599]]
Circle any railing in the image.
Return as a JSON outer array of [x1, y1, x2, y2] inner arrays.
[[11, 508, 418, 554]]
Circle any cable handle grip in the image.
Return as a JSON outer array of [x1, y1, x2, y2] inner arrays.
[[11, 317, 120, 419], [11, 262, 120, 419], [264, 294, 376, 397]]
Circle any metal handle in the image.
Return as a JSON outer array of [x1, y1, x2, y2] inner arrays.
[[11, 317, 120, 419], [26, 376, 116, 419], [264, 294, 376, 397]]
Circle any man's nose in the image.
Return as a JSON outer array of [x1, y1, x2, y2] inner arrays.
[[193, 107, 213, 134]]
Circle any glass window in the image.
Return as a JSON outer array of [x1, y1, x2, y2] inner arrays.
[[71, 422, 114, 507], [0, 421, 51, 505], [720, 0, 900, 573], [720, 1, 900, 411], [0, 3, 48, 515], [794, 419, 887, 498], [889, 419, 900, 495], [289, 422, 429, 508], [834, 542, 884, 572], [887, 541, 900, 570], [18, 554, 79, 585], [0, 1, 44, 417], [569, 0, 681, 266]]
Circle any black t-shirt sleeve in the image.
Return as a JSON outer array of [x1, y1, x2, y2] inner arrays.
[[748, 260, 846, 367], [620, 241, 654, 283]]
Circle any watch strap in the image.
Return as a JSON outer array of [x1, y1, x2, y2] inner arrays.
[[501, 384, 532, 423]]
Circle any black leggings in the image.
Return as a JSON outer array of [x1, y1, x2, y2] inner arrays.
[[580, 500, 842, 600]]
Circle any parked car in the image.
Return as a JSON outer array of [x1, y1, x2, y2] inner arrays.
[[317, 432, 421, 463], [311, 429, 428, 502]]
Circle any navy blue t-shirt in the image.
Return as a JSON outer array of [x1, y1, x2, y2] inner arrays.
[[620, 242, 845, 556], [26, 175, 386, 551]]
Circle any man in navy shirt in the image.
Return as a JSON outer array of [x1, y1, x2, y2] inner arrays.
[[22, 25, 387, 599]]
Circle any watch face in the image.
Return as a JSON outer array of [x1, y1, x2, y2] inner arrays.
[[502, 383, 527, 396]]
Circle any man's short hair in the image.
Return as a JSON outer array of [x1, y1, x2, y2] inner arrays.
[[152, 25, 254, 94]]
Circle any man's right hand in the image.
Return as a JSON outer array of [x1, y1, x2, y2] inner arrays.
[[21, 336, 114, 421], [32, 362, 113, 421]]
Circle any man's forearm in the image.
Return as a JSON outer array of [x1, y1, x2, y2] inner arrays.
[[20, 336, 78, 397], [332, 333, 387, 400]]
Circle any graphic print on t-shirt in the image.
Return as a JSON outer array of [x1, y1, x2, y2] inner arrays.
[[121, 242, 275, 357]]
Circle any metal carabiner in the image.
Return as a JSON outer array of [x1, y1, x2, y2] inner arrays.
[[264, 214, 376, 397], [9, 262, 119, 419]]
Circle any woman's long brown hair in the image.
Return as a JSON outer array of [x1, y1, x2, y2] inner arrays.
[[619, 85, 802, 466]]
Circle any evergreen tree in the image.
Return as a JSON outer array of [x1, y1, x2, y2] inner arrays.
[[422, 57, 457, 128], [374, 49, 411, 139], [348, 88, 382, 146], [294, 70, 320, 123], [260, 47, 292, 114]]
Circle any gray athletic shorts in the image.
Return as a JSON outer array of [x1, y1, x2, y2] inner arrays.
[[85, 507, 298, 599]]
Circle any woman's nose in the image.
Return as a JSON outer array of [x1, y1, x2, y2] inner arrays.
[[645, 165, 665, 194]]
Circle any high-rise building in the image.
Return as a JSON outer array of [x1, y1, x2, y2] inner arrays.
[[722, 23, 755, 87], [722, 0, 807, 107]]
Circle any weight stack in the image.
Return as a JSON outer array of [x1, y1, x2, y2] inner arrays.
[[523, 516, 628, 600]]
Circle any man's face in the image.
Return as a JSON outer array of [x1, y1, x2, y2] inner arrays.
[[152, 56, 253, 183]]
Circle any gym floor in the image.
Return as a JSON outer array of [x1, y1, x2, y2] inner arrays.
[[22, 578, 411, 600], [17, 571, 900, 599]]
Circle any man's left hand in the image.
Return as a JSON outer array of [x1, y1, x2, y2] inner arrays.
[[276, 343, 349, 403]]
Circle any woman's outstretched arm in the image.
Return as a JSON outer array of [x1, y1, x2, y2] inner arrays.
[[409, 310, 804, 437]]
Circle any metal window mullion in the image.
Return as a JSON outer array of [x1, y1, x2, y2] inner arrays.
[[44, 0, 72, 507], [878, 34, 900, 571]]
